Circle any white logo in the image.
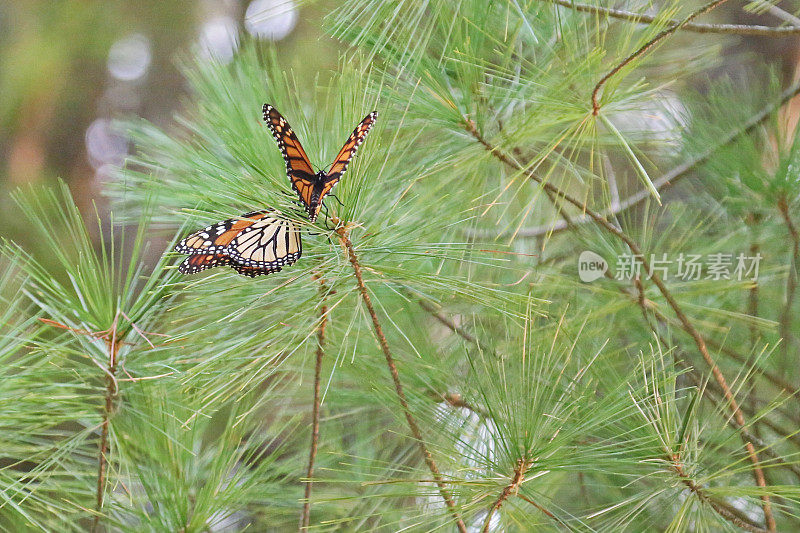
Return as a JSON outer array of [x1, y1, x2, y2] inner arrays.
[[578, 251, 608, 282]]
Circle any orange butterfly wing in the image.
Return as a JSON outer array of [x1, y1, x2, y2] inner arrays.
[[178, 253, 231, 274], [262, 104, 317, 210], [305, 111, 377, 221], [326, 111, 378, 179], [174, 211, 301, 277], [261, 105, 377, 222], [174, 211, 270, 255]]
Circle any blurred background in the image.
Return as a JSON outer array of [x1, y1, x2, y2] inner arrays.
[[1, 0, 799, 245], [0, 0, 340, 243]]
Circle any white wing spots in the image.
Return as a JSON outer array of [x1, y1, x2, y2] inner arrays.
[[174, 209, 302, 277]]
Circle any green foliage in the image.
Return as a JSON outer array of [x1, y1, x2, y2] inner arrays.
[[2, 0, 800, 531]]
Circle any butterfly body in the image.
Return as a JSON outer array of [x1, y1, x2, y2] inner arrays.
[[290, 170, 336, 222], [263, 104, 377, 222]]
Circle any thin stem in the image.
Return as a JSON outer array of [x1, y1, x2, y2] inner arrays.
[[93, 322, 120, 533], [414, 296, 496, 356], [777, 197, 798, 368], [300, 274, 331, 531], [669, 452, 768, 533], [467, 80, 800, 240], [465, 122, 776, 531], [335, 225, 468, 533], [631, 279, 775, 533], [542, 0, 800, 36], [435, 391, 489, 419], [750, 0, 800, 27], [591, 0, 731, 115], [482, 458, 532, 533]]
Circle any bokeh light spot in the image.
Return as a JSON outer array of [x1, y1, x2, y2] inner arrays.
[[199, 16, 239, 63], [244, 0, 298, 41], [85, 119, 128, 169], [107, 34, 151, 81]]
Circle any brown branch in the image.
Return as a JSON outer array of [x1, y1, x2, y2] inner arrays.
[[633, 278, 800, 471], [93, 320, 121, 533], [467, 80, 800, 241], [414, 296, 497, 356], [300, 274, 331, 531], [633, 279, 800, 462], [334, 224, 468, 533], [432, 390, 489, 419], [591, 0, 731, 115], [543, 0, 800, 36], [751, 0, 800, 27], [631, 280, 775, 532], [704, 333, 797, 400], [668, 452, 769, 533], [777, 197, 798, 367], [465, 121, 776, 531], [482, 458, 532, 532]]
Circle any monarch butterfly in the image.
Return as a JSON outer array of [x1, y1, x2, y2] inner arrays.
[[175, 210, 302, 277], [263, 104, 377, 222]]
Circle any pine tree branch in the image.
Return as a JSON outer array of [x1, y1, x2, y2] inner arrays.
[[417, 272, 793, 527], [751, 0, 800, 27], [668, 451, 769, 533], [482, 458, 533, 532], [631, 279, 773, 533], [591, 0, 731, 115], [468, 80, 800, 241], [633, 285, 800, 466], [334, 223, 468, 533], [542, 0, 800, 36], [777, 196, 798, 367], [300, 274, 331, 531], [465, 120, 776, 531], [479, 459, 571, 530], [414, 296, 496, 356], [93, 319, 121, 533]]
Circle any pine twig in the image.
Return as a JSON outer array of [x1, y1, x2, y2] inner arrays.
[[631, 279, 772, 533], [93, 318, 121, 533], [542, 0, 800, 36], [334, 224, 468, 533], [591, 0, 731, 115], [414, 296, 496, 356], [668, 451, 769, 533], [300, 274, 331, 531], [428, 390, 490, 419], [481, 458, 534, 532], [465, 121, 776, 531], [777, 197, 798, 367], [750, 0, 800, 27], [468, 80, 800, 241], [631, 281, 800, 474]]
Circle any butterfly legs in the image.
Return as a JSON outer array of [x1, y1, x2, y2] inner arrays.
[[327, 193, 345, 207], [319, 201, 336, 231]]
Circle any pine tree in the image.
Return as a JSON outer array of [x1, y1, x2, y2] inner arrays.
[[2, 1, 800, 531]]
